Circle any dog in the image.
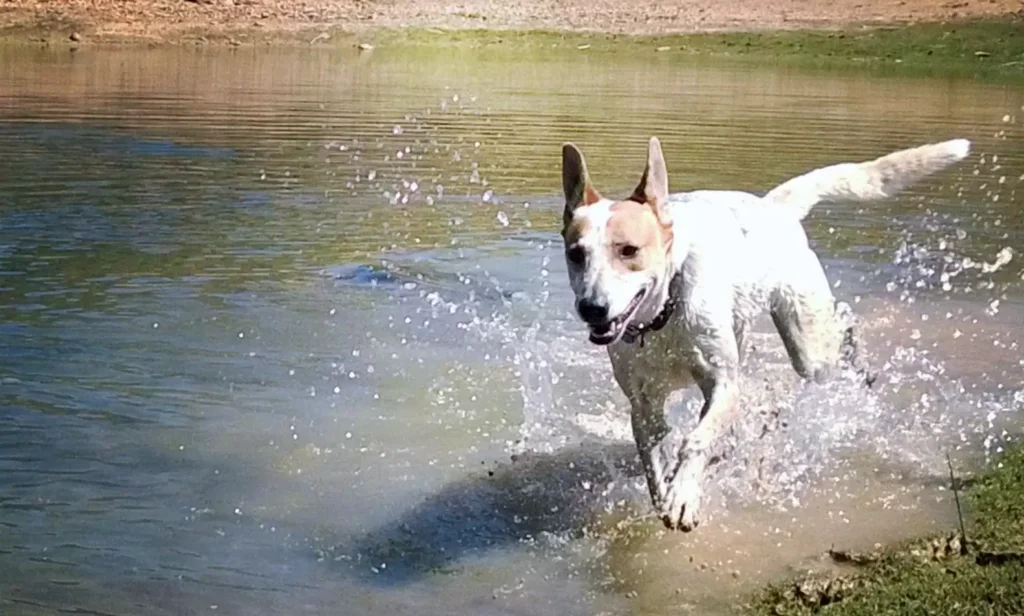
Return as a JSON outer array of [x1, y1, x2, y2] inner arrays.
[[559, 136, 970, 531]]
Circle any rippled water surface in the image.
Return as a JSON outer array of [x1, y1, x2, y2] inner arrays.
[[1, 45, 1023, 615]]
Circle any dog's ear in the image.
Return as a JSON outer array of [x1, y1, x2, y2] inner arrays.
[[562, 143, 602, 228], [629, 137, 671, 225]]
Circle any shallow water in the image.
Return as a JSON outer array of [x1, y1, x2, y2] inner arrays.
[[0, 44, 1022, 615]]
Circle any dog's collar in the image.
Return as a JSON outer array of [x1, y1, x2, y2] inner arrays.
[[620, 273, 681, 348]]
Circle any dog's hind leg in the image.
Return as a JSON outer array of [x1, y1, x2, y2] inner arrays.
[[835, 300, 877, 387], [770, 251, 845, 383], [771, 252, 874, 386]]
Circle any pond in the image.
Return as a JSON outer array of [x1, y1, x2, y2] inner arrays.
[[0, 44, 1022, 615]]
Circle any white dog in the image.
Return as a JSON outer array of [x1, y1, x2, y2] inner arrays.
[[560, 137, 970, 531]]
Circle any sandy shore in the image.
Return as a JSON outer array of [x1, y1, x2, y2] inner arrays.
[[0, 0, 1021, 45]]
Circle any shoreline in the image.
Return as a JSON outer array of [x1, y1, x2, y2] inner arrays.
[[1, 4, 1021, 82], [3, 19, 1021, 82], [0, 0, 1021, 48], [745, 444, 1024, 615]]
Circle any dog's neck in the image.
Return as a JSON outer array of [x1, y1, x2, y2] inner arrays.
[[620, 271, 681, 347]]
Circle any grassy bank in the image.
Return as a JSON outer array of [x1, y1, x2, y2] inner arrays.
[[366, 20, 1024, 81], [3, 18, 1023, 81], [745, 444, 1024, 615]]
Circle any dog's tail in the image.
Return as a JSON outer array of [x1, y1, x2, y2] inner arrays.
[[763, 139, 971, 220]]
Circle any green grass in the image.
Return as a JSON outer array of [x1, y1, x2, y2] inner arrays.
[[970, 447, 1024, 553], [365, 19, 1024, 82], [6, 17, 1023, 81], [746, 445, 1024, 616]]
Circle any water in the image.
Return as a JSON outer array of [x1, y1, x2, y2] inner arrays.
[[0, 44, 1022, 615]]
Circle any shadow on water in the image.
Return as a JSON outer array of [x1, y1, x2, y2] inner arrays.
[[323, 256, 523, 302], [330, 440, 645, 586], [5, 123, 237, 159]]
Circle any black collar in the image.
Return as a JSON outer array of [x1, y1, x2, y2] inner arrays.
[[620, 274, 680, 348]]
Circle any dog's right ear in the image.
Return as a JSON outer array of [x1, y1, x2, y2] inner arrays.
[[562, 143, 602, 229]]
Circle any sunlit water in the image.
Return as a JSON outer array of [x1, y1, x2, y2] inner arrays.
[[1, 45, 1022, 615]]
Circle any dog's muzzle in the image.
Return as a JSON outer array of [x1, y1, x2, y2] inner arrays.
[[583, 288, 647, 345]]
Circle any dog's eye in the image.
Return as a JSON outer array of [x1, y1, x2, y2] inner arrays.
[[567, 245, 586, 266], [619, 244, 639, 258]]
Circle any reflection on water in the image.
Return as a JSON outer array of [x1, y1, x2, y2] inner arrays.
[[0, 45, 1022, 615]]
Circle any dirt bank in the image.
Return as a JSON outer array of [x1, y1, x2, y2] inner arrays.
[[1, 0, 1022, 45]]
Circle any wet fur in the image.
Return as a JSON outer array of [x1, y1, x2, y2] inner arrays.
[[560, 137, 971, 531]]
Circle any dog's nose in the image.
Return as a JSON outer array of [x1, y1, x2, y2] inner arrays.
[[577, 298, 609, 324]]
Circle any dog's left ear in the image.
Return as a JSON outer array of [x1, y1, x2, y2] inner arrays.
[[629, 137, 671, 225]]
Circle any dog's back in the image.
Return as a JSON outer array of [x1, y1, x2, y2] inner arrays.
[[665, 138, 972, 307], [666, 190, 814, 298]]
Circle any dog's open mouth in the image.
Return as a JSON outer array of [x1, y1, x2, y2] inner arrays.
[[588, 288, 647, 345]]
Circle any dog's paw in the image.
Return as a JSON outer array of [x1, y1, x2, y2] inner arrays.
[[660, 475, 702, 532], [641, 433, 708, 531]]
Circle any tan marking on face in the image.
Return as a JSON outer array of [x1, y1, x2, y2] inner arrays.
[[606, 200, 673, 274]]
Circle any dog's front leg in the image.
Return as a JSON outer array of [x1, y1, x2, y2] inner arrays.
[[659, 365, 741, 532], [628, 391, 681, 517]]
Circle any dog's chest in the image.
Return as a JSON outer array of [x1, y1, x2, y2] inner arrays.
[[607, 325, 700, 394]]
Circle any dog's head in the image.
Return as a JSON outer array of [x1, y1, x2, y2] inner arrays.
[[560, 137, 676, 346]]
